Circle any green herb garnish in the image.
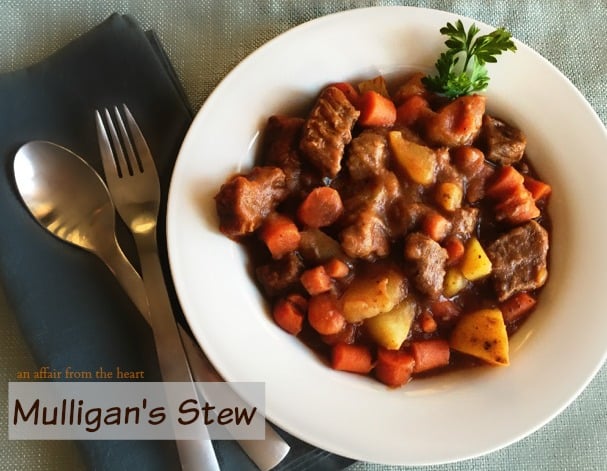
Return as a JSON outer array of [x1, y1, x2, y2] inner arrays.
[[423, 20, 517, 98]]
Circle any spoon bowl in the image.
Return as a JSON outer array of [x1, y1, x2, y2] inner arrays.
[[14, 141, 117, 252], [13, 140, 147, 313]]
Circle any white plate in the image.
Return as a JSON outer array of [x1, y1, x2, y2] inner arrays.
[[167, 6, 607, 465]]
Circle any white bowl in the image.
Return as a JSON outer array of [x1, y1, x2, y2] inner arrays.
[[166, 6, 607, 465]]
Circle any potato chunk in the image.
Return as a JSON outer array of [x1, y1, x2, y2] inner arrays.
[[460, 237, 492, 281], [388, 131, 437, 186], [341, 265, 406, 323], [450, 308, 509, 366], [443, 267, 468, 298], [364, 298, 416, 350]]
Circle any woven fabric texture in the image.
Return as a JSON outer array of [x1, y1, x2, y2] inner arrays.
[[0, 1, 605, 471]]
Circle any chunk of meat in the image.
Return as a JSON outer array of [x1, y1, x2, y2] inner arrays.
[[256, 252, 304, 297], [486, 221, 549, 302], [404, 232, 448, 298], [346, 129, 389, 180], [340, 172, 401, 260], [215, 166, 288, 238], [299, 86, 360, 178], [449, 207, 479, 241], [483, 115, 527, 165], [262, 115, 305, 191], [425, 95, 486, 147]]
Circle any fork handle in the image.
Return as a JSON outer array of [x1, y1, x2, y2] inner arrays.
[[134, 230, 220, 471]]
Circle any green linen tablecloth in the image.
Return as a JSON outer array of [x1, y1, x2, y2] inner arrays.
[[0, 1, 605, 470]]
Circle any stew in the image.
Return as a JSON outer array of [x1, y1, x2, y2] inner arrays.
[[214, 72, 551, 388]]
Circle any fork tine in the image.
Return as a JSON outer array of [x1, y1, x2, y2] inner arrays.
[[122, 104, 157, 176], [112, 106, 142, 174], [101, 108, 132, 178], [95, 109, 123, 182]]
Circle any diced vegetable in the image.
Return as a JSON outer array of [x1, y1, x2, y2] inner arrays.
[[487, 166, 541, 224], [258, 212, 301, 259], [357, 91, 397, 127], [443, 236, 465, 266], [363, 298, 416, 350], [388, 130, 437, 186], [460, 236, 492, 281], [411, 339, 451, 373], [308, 292, 346, 335], [297, 186, 344, 228], [495, 191, 540, 224], [393, 72, 426, 104], [500, 292, 537, 323], [331, 343, 373, 374], [419, 311, 438, 333], [422, 211, 452, 242], [331, 82, 360, 107], [435, 182, 463, 212], [443, 267, 468, 297], [273, 294, 307, 335], [299, 229, 346, 264], [430, 299, 461, 323], [395, 95, 430, 126], [452, 146, 485, 177], [357, 75, 390, 97], [340, 266, 407, 323], [485, 165, 525, 199], [523, 175, 552, 201], [300, 265, 332, 295], [425, 95, 485, 147], [375, 348, 415, 387], [450, 308, 509, 366], [323, 258, 350, 278]]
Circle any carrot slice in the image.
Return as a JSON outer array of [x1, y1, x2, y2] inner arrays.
[[323, 257, 349, 278], [297, 187, 344, 228], [523, 175, 552, 202], [500, 292, 537, 323], [422, 211, 452, 242], [331, 82, 360, 107], [411, 339, 451, 373], [308, 292, 346, 335], [443, 236, 465, 266], [300, 265, 332, 295], [259, 213, 301, 259], [331, 343, 373, 374], [485, 165, 525, 199], [272, 294, 307, 335], [375, 348, 415, 387], [395, 95, 430, 127], [357, 90, 397, 127]]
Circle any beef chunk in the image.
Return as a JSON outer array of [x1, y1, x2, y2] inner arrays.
[[483, 115, 527, 165], [449, 207, 479, 240], [339, 172, 400, 260], [425, 95, 485, 147], [215, 166, 287, 238], [262, 115, 305, 192], [256, 252, 304, 297], [346, 129, 389, 180], [299, 86, 360, 178], [404, 232, 448, 298], [486, 220, 548, 302]]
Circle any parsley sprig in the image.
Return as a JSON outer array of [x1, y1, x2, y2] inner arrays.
[[423, 20, 517, 98]]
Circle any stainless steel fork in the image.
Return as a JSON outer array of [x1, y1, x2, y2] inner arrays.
[[95, 105, 220, 471]]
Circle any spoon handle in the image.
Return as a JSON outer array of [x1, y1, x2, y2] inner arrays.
[[99, 238, 149, 315]]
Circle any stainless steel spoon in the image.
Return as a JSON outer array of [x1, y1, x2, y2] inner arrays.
[[13, 140, 149, 313], [12, 140, 290, 471]]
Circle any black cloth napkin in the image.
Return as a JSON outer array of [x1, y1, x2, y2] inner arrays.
[[0, 13, 354, 471]]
